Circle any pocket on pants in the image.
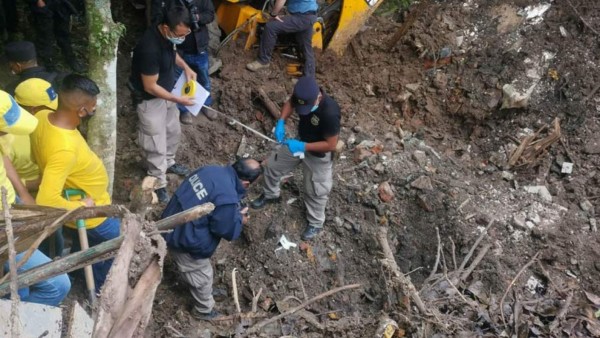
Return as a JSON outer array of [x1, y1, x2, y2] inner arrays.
[[312, 177, 332, 197]]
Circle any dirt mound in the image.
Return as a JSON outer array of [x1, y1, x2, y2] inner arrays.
[[110, 0, 600, 336]]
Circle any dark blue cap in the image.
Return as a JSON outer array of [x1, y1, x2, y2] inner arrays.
[[292, 76, 319, 115], [5, 41, 36, 62]]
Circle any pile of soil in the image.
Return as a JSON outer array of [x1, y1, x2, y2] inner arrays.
[[108, 0, 600, 336]]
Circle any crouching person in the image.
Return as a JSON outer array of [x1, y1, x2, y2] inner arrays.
[[162, 158, 261, 320], [0, 89, 70, 305]]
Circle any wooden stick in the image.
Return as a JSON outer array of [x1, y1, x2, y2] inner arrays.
[[251, 287, 263, 313], [2, 188, 21, 337], [255, 88, 281, 120], [499, 251, 540, 329], [456, 219, 494, 276], [459, 243, 491, 283], [232, 268, 241, 314], [244, 284, 361, 335], [450, 238, 457, 270], [377, 227, 429, 315], [427, 227, 441, 280], [386, 0, 429, 51], [0, 203, 215, 296], [565, 0, 600, 36]]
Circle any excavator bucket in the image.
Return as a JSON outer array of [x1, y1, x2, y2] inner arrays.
[[326, 0, 386, 56]]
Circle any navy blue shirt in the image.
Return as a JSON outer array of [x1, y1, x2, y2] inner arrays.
[[162, 165, 246, 259]]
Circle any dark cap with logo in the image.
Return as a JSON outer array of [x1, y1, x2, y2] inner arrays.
[[292, 76, 320, 116], [5, 41, 37, 63]]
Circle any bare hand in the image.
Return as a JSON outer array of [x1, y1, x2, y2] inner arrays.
[[36, 0, 45, 7], [82, 197, 95, 207], [20, 193, 36, 206], [178, 96, 196, 106], [241, 207, 249, 225], [184, 67, 197, 82]]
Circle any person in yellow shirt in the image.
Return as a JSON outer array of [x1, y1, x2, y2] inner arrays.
[[11, 78, 59, 192], [12, 78, 63, 258], [31, 74, 119, 292], [0, 89, 71, 306]]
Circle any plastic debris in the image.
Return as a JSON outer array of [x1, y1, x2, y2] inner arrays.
[[275, 235, 297, 251]]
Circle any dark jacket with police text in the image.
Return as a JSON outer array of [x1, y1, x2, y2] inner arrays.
[[162, 165, 246, 259]]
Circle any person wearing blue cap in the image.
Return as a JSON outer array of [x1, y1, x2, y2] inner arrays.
[[250, 76, 340, 240]]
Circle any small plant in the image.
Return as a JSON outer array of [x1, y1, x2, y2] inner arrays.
[[376, 0, 413, 18]]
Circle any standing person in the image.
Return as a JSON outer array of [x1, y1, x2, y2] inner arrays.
[[151, 0, 217, 124], [130, 4, 197, 203], [245, 0, 317, 76], [30, 74, 119, 292], [4, 41, 64, 96], [28, 0, 85, 72], [162, 158, 261, 320], [250, 76, 340, 240], [0, 89, 71, 306]]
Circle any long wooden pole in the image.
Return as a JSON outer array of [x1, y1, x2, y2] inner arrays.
[[0, 203, 214, 297]]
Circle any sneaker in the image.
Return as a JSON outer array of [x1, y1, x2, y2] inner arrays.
[[167, 163, 191, 177], [250, 194, 281, 209], [246, 60, 269, 72], [191, 308, 221, 321], [180, 111, 194, 125], [155, 188, 170, 204], [301, 226, 322, 241], [201, 107, 218, 120]]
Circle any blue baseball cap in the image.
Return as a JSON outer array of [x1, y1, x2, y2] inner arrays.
[[292, 76, 320, 116]]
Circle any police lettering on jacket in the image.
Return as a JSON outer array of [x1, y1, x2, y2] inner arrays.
[[189, 173, 208, 200]]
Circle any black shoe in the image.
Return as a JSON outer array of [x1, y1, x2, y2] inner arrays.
[[250, 194, 281, 209], [155, 188, 170, 204], [191, 308, 222, 321], [69, 59, 87, 73], [167, 163, 191, 177], [180, 111, 194, 125], [301, 226, 322, 241]]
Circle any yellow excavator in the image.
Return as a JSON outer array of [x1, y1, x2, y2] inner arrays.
[[214, 0, 384, 57]]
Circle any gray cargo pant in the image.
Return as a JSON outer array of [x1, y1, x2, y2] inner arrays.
[[137, 98, 181, 189], [258, 13, 317, 77], [263, 146, 333, 228], [170, 251, 215, 314]]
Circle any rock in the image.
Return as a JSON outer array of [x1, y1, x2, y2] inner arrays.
[[501, 171, 514, 181], [405, 83, 420, 92], [394, 91, 412, 103], [523, 185, 552, 202], [512, 213, 527, 230], [412, 150, 428, 167], [559, 26, 568, 37], [416, 194, 434, 212], [353, 147, 373, 163], [352, 126, 363, 133], [334, 216, 344, 228], [584, 140, 600, 154], [561, 162, 573, 174], [373, 163, 385, 174], [433, 72, 448, 90], [590, 218, 598, 232], [378, 182, 394, 202], [501, 83, 537, 109], [411, 176, 434, 190], [364, 84, 376, 96], [580, 200, 594, 214], [347, 134, 356, 145], [527, 212, 541, 225]]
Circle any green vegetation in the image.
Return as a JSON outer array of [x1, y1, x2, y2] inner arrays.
[[376, 0, 413, 18]]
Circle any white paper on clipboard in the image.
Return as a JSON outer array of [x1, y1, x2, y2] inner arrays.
[[171, 72, 209, 116]]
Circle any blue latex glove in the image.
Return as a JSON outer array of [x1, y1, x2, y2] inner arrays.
[[284, 139, 305, 158], [274, 119, 286, 143]]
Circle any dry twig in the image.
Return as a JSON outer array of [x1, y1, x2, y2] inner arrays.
[[455, 219, 494, 282], [2, 187, 21, 337], [251, 288, 263, 313], [244, 284, 361, 336], [459, 243, 491, 283], [565, 0, 600, 36], [232, 268, 241, 314], [499, 251, 541, 330], [427, 227, 441, 280], [549, 291, 573, 332]]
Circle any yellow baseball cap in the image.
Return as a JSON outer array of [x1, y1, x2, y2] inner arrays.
[[0, 90, 38, 135], [14, 78, 58, 110]]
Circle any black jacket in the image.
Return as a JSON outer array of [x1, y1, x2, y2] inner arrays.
[[151, 0, 215, 54]]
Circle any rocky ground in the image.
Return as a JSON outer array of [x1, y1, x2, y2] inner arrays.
[[2, 0, 599, 336], [108, 0, 600, 336]]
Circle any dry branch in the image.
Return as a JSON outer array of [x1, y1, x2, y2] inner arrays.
[[232, 268, 241, 314], [508, 119, 561, 168], [255, 88, 281, 120], [244, 284, 361, 335], [455, 219, 494, 283], [459, 243, 491, 283], [387, 0, 429, 51], [499, 251, 541, 329], [2, 188, 21, 337], [427, 227, 441, 280], [377, 226, 430, 315]]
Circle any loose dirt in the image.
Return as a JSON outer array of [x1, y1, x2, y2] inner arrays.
[[5, 0, 598, 336]]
